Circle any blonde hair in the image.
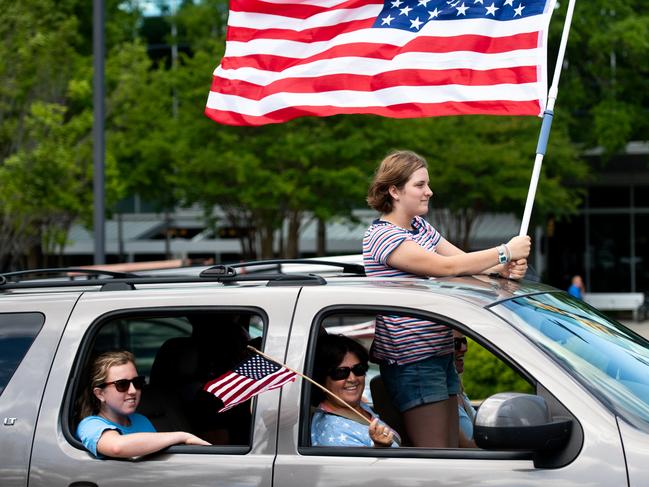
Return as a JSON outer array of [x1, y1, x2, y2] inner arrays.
[[367, 150, 428, 213], [78, 350, 136, 419]]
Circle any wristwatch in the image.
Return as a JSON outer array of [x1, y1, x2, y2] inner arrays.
[[497, 245, 508, 264]]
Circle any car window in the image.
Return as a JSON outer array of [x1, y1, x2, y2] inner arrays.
[[304, 309, 533, 450], [0, 312, 45, 396], [493, 292, 649, 430], [73, 310, 265, 450]]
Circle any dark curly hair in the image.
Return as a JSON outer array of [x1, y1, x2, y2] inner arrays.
[[312, 334, 369, 404]]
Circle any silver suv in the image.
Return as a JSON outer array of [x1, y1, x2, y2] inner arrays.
[[2, 261, 649, 486]]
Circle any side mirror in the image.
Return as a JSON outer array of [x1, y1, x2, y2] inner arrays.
[[473, 393, 572, 451]]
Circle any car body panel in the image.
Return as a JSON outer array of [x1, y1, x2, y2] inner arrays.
[[0, 270, 643, 486], [0, 293, 81, 487], [28, 287, 300, 487], [274, 285, 628, 486], [617, 417, 649, 487]]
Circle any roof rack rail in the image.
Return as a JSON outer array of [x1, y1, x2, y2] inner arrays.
[[0, 267, 139, 283], [0, 269, 327, 290], [201, 259, 365, 276]]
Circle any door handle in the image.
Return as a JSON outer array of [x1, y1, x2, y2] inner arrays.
[[70, 482, 98, 487]]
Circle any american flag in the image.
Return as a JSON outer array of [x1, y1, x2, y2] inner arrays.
[[203, 352, 297, 412], [205, 0, 557, 126]]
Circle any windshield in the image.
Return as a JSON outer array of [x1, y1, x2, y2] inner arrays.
[[492, 292, 649, 429]]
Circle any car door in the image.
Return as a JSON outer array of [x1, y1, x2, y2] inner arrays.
[[0, 293, 81, 487], [274, 285, 628, 486], [28, 286, 299, 487]]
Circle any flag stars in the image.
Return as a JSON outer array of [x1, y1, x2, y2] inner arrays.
[[485, 2, 498, 15], [428, 7, 441, 18], [417, 0, 431, 6], [390, 0, 403, 8], [410, 16, 423, 29], [399, 5, 413, 16], [473, 0, 483, 3], [513, 3, 525, 16], [381, 14, 395, 25], [503, 0, 514, 5], [456, 2, 469, 15]]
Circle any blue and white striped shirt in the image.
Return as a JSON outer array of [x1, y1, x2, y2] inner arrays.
[[363, 216, 453, 364]]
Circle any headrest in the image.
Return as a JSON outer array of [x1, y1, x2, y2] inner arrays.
[[150, 337, 199, 386]]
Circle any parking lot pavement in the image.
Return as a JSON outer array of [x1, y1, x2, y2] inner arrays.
[[621, 320, 649, 340]]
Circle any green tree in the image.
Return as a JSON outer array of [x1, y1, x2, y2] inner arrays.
[[555, 0, 649, 155], [463, 339, 534, 400], [0, 0, 141, 269]]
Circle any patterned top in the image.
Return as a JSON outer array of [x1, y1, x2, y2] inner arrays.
[[363, 216, 453, 364], [310, 402, 399, 448]]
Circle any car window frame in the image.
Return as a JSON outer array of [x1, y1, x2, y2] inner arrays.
[[297, 304, 537, 460], [62, 305, 269, 456]]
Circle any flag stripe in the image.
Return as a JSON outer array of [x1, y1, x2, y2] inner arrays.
[[211, 66, 538, 99], [218, 370, 297, 411], [227, 18, 375, 43], [216, 50, 541, 86], [206, 0, 556, 125], [206, 99, 541, 125], [222, 33, 539, 72], [208, 82, 540, 114], [227, 4, 381, 31], [229, 0, 379, 18]]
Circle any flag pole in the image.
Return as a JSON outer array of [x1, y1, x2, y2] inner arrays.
[[519, 0, 577, 236], [247, 345, 372, 425]]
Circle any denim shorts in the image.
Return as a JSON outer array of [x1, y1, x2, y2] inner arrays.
[[379, 354, 460, 413]]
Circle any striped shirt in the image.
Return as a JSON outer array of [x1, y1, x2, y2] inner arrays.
[[363, 216, 453, 364]]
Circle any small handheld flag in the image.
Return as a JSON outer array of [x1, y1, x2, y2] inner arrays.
[[203, 351, 297, 412]]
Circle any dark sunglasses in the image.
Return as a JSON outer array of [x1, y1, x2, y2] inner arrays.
[[98, 376, 146, 392], [454, 336, 468, 351], [328, 363, 368, 381]]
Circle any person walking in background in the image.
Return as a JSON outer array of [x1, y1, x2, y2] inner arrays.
[[568, 275, 585, 300], [363, 150, 531, 448]]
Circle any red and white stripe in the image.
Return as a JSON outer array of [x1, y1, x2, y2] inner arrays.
[[205, 0, 555, 126], [205, 365, 297, 412]]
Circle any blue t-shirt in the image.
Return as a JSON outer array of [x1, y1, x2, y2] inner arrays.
[[311, 402, 399, 447], [77, 413, 156, 457], [568, 284, 583, 300]]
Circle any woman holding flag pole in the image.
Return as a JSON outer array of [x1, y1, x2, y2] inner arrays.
[[363, 150, 531, 447]]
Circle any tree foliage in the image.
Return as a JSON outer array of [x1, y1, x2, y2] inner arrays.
[[462, 339, 534, 400], [1, 0, 646, 267]]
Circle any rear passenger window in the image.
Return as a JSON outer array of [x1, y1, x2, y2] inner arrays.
[[0, 312, 45, 396], [72, 309, 265, 450]]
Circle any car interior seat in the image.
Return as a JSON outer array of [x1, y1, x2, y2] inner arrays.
[[137, 336, 199, 433], [189, 316, 256, 445], [369, 375, 409, 445]]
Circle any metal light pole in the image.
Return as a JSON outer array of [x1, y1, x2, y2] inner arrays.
[[93, 0, 106, 264]]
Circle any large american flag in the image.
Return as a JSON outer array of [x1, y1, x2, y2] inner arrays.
[[203, 352, 297, 412], [205, 0, 558, 126]]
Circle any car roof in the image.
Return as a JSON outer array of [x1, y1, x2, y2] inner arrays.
[[0, 256, 558, 308]]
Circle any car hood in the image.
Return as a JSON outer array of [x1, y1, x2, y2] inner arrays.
[[618, 418, 649, 487]]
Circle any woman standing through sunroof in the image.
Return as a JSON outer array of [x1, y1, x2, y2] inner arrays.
[[363, 150, 530, 447]]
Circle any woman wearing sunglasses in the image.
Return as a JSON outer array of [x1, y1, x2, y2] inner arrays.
[[76, 350, 209, 458], [311, 334, 399, 448]]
